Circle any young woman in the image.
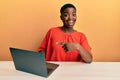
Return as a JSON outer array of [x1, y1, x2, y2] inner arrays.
[[38, 3, 92, 63]]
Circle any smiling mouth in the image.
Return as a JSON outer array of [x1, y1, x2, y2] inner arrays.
[[68, 20, 73, 23], [68, 20, 75, 25]]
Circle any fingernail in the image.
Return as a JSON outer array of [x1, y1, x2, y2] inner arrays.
[[56, 42, 59, 44]]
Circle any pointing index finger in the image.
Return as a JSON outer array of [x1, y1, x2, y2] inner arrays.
[[56, 42, 65, 45]]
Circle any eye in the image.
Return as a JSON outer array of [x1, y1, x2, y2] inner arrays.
[[63, 14, 68, 17], [72, 13, 76, 17]]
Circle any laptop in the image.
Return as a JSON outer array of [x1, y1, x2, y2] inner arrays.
[[9, 47, 59, 78]]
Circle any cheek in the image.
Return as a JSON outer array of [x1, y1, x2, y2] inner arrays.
[[61, 16, 68, 20], [62, 18, 68, 22], [73, 16, 77, 20]]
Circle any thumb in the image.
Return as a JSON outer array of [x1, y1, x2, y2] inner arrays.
[[56, 42, 65, 45]]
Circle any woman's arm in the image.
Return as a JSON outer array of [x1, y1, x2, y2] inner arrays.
[[75, 43, 92, 63], [56, 42, 92, 63]]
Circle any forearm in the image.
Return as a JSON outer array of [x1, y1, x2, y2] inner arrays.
[[77, 44, 92, 63]]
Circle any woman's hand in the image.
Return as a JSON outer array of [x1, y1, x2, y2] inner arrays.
[[56, 41, 92, 63], [56, 42, 79, 52]]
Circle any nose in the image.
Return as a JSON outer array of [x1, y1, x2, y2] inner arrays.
[[68, 15, 73, 20]]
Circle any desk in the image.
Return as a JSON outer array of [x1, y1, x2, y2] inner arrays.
[[0, 61, 120, 80]]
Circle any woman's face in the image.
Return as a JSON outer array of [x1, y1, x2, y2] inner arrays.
[[61, 8, 77, 28]]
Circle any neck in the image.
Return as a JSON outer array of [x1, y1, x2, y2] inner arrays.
[[61, 26, 75, 34]]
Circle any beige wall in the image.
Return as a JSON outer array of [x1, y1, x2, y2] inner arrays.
[[0, 0, 120, 61]]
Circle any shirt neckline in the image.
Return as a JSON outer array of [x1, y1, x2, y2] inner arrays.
[[58, 27, 77, 35]]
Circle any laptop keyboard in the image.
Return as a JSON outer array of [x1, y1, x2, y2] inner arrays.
[[46, 62, 59, 75], [46, 62, 59, 69]]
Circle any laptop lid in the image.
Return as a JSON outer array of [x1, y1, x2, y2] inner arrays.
[[9, 47, 59, 77]]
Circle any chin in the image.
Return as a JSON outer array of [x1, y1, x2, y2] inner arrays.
[[68, 25, 74, 28], [69, 23, 75, 27], [64, 24, 75, 28]]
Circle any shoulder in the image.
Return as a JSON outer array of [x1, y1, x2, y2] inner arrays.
[[75, 31, 88, 41], [45, 27, 60, 35], [47, 27, 60, 33], [75, 31, 86, 37], [49, 27, 60, 31]]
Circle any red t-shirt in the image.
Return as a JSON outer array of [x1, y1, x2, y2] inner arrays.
[[38, 27, 91, 62]]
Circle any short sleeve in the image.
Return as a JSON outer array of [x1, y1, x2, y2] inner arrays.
[[38, 29, 51, 52], [80, 34, 91, 53]]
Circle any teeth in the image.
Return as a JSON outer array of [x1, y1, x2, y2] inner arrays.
[[68, 21, 74, 26], [68, 21, 73, 23]]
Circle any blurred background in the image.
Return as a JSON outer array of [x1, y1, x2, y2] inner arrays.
[[0, 0, 120, 61]]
